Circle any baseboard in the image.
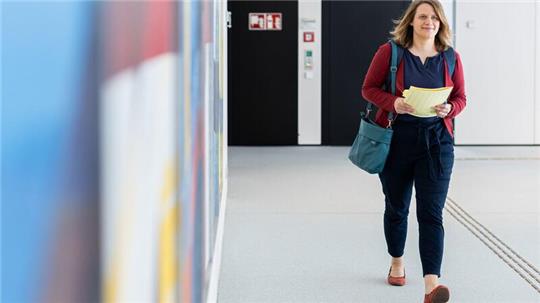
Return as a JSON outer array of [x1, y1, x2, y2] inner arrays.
[[205, 176, 228, 303]]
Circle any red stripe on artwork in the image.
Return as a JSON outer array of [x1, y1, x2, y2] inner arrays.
[[102, 1, 176, 79], [201, 1, 212, 44], [142, 0, 175, 60]]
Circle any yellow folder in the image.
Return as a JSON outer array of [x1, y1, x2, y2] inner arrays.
[[402, 86, 454, 117]]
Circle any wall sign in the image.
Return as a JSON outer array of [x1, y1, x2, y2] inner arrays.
[[304, 50, 313, 70], [249, 12, 282, 31], [303, 32, 314, 42]]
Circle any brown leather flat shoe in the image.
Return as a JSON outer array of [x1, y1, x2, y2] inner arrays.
[[387, 266, 406, 286], [424, 285, 450, 303]]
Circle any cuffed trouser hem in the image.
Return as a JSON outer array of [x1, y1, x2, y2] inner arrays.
[[423, 272, 441, 278], [388, 251, 404, 258]]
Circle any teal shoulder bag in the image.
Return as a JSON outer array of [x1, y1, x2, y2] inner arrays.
[[348, 41, 400, 174]]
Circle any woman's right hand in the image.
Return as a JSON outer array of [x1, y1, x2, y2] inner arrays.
[[394, 97, 415, 114]]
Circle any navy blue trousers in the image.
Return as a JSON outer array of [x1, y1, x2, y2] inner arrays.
[[378, 115, 454, 278]]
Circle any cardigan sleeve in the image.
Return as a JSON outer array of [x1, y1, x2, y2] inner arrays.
[[361, 43, 398, 113], [447, 51, 467, 119]]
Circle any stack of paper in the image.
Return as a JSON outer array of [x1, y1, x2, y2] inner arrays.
[[402, 86, 453, 117]]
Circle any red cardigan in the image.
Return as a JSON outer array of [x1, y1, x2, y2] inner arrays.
[[361, 42, 467, 137]]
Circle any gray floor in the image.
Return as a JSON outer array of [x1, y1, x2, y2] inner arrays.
[[218, 146, 540, 303]]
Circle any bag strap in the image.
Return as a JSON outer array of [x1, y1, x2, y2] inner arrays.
[[443, 47, 456, 78], [389, 40, 403, 96], [365, 40, 400, 128]]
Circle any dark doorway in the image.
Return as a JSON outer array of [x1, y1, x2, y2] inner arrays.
[[322, 1, 410, 145], [228, 1, 298, 145]]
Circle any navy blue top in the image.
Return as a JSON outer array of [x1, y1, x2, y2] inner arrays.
[[400, 48, 445, 122], [403, 48, 444, 89]]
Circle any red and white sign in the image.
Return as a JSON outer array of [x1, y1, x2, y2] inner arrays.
[[249, 12, 282, 31], [266, 13, 282, 30], [303, 32, 314, 42], [249, 13, 266, 30]]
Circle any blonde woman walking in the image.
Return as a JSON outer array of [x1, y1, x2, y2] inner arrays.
[[362, 1, 467, 302]]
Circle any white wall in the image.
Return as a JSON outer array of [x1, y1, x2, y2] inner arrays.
[[536, 0, 540, 144], [298, 0, 322, 145], [441, 0, 455, 35], [455, 0, 538, 145]]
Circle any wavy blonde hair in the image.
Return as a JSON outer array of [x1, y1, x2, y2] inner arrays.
[[390, 0, 453, 52]]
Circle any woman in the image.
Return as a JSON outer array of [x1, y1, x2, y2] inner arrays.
[[362, 1, 466, 302]]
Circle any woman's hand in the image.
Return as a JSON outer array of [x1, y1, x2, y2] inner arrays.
[[394, 97, 415, 114], [434, 103, 452, 118]]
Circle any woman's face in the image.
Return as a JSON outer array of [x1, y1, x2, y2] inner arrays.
[[410, 3, 440, 40]]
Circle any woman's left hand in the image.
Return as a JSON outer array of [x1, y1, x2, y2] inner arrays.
[[434, 103, 452, 118]]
